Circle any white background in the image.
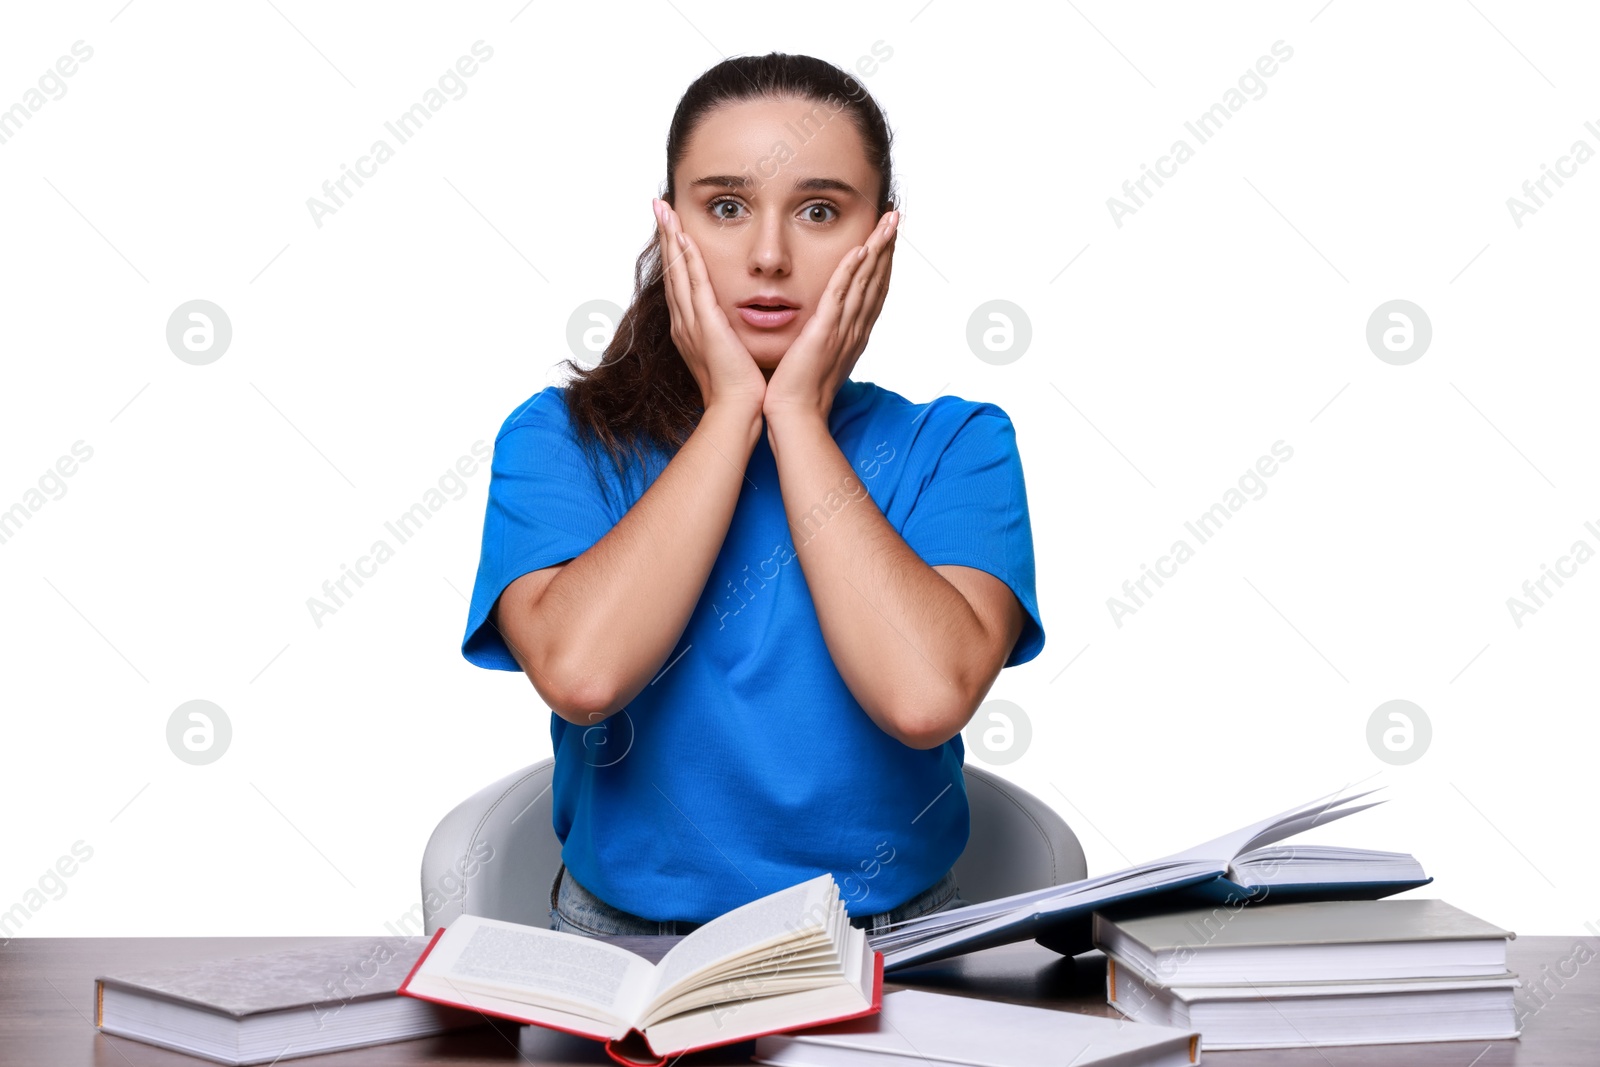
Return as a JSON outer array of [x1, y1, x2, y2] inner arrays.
[[1, 1, 1595, 940]]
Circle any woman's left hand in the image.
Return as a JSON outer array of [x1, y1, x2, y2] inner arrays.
[[763, 209, 899, 423]]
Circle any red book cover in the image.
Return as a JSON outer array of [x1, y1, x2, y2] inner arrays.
[[397, 925, 885, 1065]]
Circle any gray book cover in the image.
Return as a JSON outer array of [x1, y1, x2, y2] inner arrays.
[[1099, 898, 1513, 952], [95, 935, 462, 1018]]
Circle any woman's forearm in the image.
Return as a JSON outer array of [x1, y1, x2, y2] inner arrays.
[[518, 401, 762, 722], [764, 407, 987, 747]]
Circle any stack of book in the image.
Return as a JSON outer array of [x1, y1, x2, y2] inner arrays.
[[1094, 898, 1522, 1049]]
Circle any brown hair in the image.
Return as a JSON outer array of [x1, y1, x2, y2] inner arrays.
[[555, 52, 898, 501]]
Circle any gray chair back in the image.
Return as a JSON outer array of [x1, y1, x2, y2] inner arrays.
[[421, 758, 1085, 934]]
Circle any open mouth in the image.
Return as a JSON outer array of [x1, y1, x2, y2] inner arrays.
[[739, 294, 799, 311], [737, 303, 801, 328]]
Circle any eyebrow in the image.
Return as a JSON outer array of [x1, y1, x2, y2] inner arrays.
[[688, 174, 868, 203]]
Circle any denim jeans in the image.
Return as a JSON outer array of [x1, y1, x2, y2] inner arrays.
[[548, 862, 973, 937]]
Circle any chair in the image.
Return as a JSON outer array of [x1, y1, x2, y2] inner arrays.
[[420, 757, 1087, 938]]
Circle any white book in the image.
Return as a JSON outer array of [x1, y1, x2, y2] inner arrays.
[[1105, 954, 1521, 1050], [754, 988, 1201, 1067]]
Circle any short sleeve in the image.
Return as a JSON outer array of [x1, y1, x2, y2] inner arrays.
[[460, 389, 619, 671], [899, 406, 1045, 668]]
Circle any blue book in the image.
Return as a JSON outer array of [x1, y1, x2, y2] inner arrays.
[[870, 787, 1429, 971]]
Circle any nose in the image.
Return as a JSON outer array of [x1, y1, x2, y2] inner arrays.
[[746, 211, 791, 275]]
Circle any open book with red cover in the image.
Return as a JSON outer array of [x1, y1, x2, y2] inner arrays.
[[398, 872, 881, 1067]]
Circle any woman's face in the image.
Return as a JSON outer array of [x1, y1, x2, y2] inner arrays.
[[670, 95, 886, 380]]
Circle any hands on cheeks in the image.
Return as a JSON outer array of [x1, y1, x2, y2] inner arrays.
[[764, 209, 900, 424], [651, 197, 900, 425]]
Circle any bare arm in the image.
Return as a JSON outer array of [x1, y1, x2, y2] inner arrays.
[[765, 407, 1024, 749], [493, 400, 763, 724]]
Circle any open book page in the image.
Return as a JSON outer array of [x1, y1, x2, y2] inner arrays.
[[1236, 800, 1387, 855], [880, 859, 1201, 931], [644, 942, 844, 1023], [647, 962, 854, 1023], [1238, 844, 1419, 864], [866, 859, 1215, 950], [417, 914, 657, 1026], [643, 874, 840, 1021], [868, 861, 1223, 959], [414, 980, 630, 1041], [868, 787, 1399, 966], [683, 941, 838, 989], [645, 914, 858, 1025], [1159, 787, 1386, 864], [644, 924, 873, 1054], [1230, 844, 1426, 884]]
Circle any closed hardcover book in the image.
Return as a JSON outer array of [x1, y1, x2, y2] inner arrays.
[[754, 988, 1202, 1067], [1093, 898, 1514, 984], [93, 936, 481, 1065], [1104, 955, 1521, 1050]]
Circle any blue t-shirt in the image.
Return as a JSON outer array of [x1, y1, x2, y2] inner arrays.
[[460, 377, 1045, 923]]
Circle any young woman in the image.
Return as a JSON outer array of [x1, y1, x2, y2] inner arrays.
[[460, 53, 1046, 938]]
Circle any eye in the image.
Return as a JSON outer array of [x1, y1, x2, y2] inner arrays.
[[704, 196, 842, 224], [707, 195, 746, 221], [801, 201, 841, 223]]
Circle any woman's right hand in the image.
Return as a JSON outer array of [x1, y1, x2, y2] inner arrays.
[[654, 197, 767, 417]]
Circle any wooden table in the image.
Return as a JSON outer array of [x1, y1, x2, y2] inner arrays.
[[2, 934, 1593, 1064]]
